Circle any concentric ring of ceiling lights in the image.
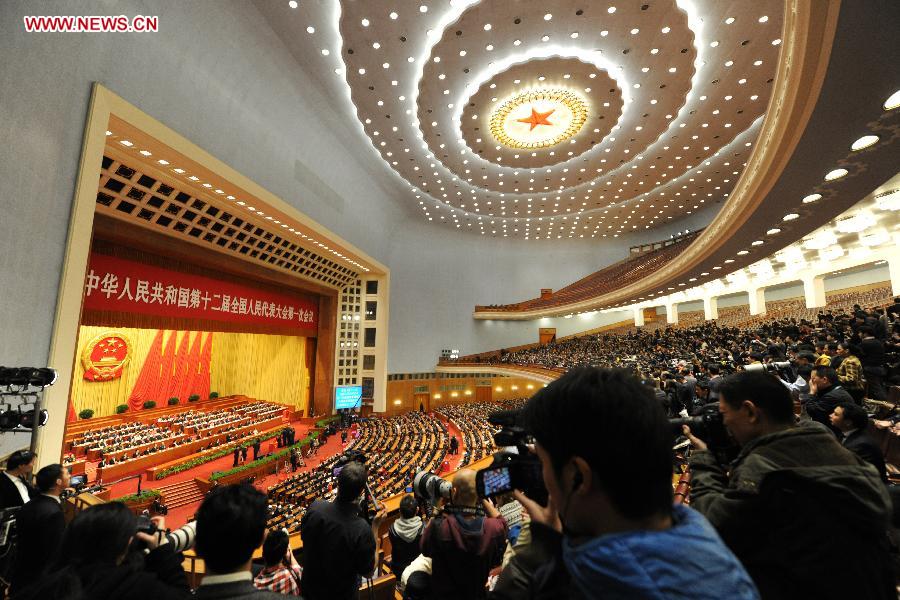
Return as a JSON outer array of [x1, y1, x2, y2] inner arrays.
[[335, 0, 784, 237], [489, 88, 588, 150]]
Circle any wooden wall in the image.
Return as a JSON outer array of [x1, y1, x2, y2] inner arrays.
[[383, 375, 542, 416]]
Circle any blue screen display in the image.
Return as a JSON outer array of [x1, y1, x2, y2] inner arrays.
[[335, 385, 363, 409]]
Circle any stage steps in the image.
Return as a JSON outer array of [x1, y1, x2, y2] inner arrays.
[[157, 480, 205, 510]]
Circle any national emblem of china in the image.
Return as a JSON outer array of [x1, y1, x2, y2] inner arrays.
[[82, 333, 132, 381]]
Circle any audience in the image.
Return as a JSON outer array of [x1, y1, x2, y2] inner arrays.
[[194, 484, 283, 599], [253, 528, 302, 596], [685, 371, 893, 599], [831, 402, 888, 482]]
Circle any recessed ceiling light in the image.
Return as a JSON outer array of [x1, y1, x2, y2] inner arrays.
[[824, 168, 848, 181], [119, 140, 133, 146], [630, 28, 639, 34], [737, 250, 749, 255], [389, 11, 398, 19], [321, 48, 329, 55], [725, 17, 735, 24], [772, 38, 782, 45], [885, 90, 900, 110], [758, 15, 769, 22], [358, 68, 366, 75], [751, 240, 764, 246], [541, 35, 550, 42], [288, 0, 297, 8], [486, 44, 494, 50], [802, 193, 822, 204], [372, 42, 380, 49], [419, 5, 427, 13], [484, 23, 492, 30], [514, 39, 521, 46], [306, 26, 314, 34], [139, 150, 152, 156], [724, 259, 735, 263], [173, 168, 185, 174], [608, 6, 616, 14], [850, 134, 879, 151], [361, 18, 369, 26], [158, 159, 169, 165], [710, 40, 719, 47], [570, 32, 578, 38], [783, 213, 799, 221], [766, 228, 781, 235], [543, 13, 552, 20]]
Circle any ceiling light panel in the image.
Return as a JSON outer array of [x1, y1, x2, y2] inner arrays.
[[329, 0, 783, 238]]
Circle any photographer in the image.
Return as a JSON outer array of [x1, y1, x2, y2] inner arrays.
[[253, 528, 302, 595], [685, 371, 893, 599], [10, 464, 69, 593], [300, 461, 386, 600], [494, 368, 757, 600], [420, 469, 508, 600], [37, 502, 190, 600]]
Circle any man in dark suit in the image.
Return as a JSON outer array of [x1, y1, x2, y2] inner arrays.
[[10, 463, 69, 593], [831, 403, 888, 482], [0, 450, 36, 510], [252, 439, 261, 461], [194, 484, 283, 599]]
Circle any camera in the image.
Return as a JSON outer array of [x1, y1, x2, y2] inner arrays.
[[332, 449, 367, 478], [744, 361, 791, 373], [670, 403, 738, 463], [475, 409, 548, 506], [134, 516, 196, 553], [413, 470, 452, 504], [332, 449, 381, 522]]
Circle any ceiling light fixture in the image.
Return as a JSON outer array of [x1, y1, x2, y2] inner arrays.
[[850, 134, 879, 151], [824, 168, 848, 181], [884, 90, 900, 110], [802, 193, 822, 204]]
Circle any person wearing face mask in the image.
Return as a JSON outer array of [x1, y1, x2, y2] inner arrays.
[[493, 367, 758, 600], [685, 371, 893, 600]]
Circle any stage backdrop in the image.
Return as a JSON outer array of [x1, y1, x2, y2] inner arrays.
[[70, 326, 311, 418]]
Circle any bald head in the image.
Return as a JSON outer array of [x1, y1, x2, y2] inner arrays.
[[451, 469, 478, 507]]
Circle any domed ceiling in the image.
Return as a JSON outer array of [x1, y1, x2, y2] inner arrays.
[[262, 0, 785, 239]]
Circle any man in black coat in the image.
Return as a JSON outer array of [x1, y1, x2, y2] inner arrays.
[[11, 463, 69, 593], [252, 439, 261, 461], [831, 403, 888, 482], [806, 366, 854, 436], [0, 450, 36, 510]]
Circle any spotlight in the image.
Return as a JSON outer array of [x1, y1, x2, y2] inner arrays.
[[28, 368, 57, 388], [20, 409, 49, 429]]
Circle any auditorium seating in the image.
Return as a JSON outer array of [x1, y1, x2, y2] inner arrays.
[[475, 231, 700, 313]]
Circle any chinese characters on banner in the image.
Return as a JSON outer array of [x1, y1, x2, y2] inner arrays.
[[83, 253, 318, 333]]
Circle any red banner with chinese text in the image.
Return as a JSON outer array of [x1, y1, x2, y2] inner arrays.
[[83, 253, 318, 333]]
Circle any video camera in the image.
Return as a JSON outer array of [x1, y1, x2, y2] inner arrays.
[[475, 408, 548, 506], [744, 361, 792, 374]]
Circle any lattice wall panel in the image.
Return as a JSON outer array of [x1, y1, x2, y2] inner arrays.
[[95, 155, 359, 289]]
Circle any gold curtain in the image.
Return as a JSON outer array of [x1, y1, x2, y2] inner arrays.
[[70, 326, 309, 418]]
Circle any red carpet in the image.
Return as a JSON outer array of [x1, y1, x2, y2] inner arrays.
[[97, 415, 472, 528]]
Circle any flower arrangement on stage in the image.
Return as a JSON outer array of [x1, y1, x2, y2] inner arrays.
[[168, 397, 179, 406], [79, 409, 94, 420], [116, 404, 128, 414], [209, 431, 321, 483], [115, 488, 161, 505], [155, 429, 286, 480]]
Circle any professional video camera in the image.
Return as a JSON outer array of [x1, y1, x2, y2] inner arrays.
[[670, 402, 738, 464], [135, 516, 197, 554], [475, 408, 548, 506]]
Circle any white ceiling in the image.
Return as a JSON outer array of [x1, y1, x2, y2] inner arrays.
[[258, 0, 785, 240]]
